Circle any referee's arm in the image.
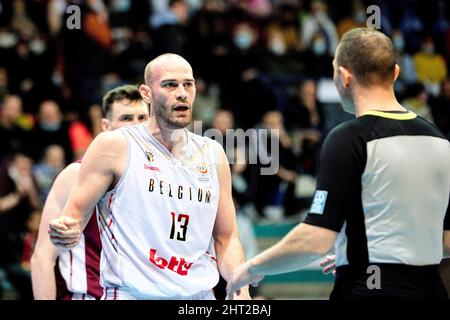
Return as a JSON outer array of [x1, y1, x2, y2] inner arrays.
[[444, 232, 450, 258], [444, 200, 450, 258]]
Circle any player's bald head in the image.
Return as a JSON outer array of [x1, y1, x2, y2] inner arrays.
[[144, 53, 193, 85]]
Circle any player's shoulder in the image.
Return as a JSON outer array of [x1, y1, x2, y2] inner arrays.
[[92, 129, 127, 149], [187, 131, 225, 164], [187, 130, 223, 149], [53, 162, 80, 186]]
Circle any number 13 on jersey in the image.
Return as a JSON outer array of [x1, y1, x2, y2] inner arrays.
[[169, 212, 190, 241]]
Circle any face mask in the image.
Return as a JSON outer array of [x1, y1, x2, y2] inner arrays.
[[234, 32, 253, 50], [0, 32, 18, 48], [29, 39, 46, 55], [8, 166, 20, 183], [393, 36, 404, 51], [89, 0, 106, 13], [354, 11, 366, 23], [111, 0, 130, 13], [269, 39, 286, 56], [312, 40, 326, 56], [314, 11, 327, 22], [40, 121, 61, 132]]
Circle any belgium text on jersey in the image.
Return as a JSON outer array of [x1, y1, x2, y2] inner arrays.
[[148, 178, 212, 203]]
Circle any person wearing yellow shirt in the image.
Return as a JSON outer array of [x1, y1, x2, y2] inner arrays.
[[414, 37, 447, 96]]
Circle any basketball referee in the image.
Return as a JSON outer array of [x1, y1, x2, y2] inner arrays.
[[226, 28, 450, 300]]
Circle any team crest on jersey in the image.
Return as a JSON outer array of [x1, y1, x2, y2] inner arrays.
[[196, 162, 208, 174], [310, 190, 328, 214], [195, 162, 210, 182]]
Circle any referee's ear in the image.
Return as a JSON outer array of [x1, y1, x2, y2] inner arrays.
[[338, 66, 352, 88], [139, 84, 152, 105], [394, 64, 400, 81]]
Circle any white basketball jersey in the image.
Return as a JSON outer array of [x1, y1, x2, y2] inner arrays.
[[96, 124, 221, 298]]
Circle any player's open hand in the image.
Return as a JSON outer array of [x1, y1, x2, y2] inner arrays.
[[49, 216, 82, 249], [319, 255, 336, 276], [225, 260, 264, 300]]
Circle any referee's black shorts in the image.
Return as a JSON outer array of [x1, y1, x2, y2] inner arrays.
[[330, 264, 448, 300]]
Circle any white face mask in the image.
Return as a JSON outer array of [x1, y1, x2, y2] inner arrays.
[[269, 38, 286, 56], [89, 0, 106, 13], [111, 0, 130, 13], [0, 32, 18, 48], [393, 36, 405, 51], [354, 11, 366, 23], [234, 31, 253, 50], [29, 39, 46, 55], [312, 39, 327, 56]]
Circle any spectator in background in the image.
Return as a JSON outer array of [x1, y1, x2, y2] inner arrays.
[[30, 100, 73, 164], [88, 104, 104, 138], [10, 0, 38, 37], [301, 0, 338, 57], [222, 21, 276, 129], [430, 78, 450, 139], [300, 31, 334, 77], [392, 29, 417, 97], [0, 95, 30, 161], [0, 68, 9, 103], [188, 2, 231, 85], [0, 153, 40, 300], [150, 0, 191, 56], [336, 0, 366, 38], [402, 82, 434, 123], [229, 0, 272, 19], [21, 210, 41, 272], [149, 0, 202, 16], [414, 36, 447, 96], [250, 110, 299, 220], [283, 79, 323, 176], [193, 78, 220, 128], [32, 145, 65, 203], [4, 0, 56, 114], [260, 23, 305, 76], [62, 0, 112, 116], [67, 112, 93, 161]]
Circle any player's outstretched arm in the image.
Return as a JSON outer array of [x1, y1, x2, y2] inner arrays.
[[31, 163, 79, 299], [49, 131, 127, 249]]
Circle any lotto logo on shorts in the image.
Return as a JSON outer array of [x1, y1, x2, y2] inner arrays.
[[310, 190, 328, 214], [149, 248, 193, 276]]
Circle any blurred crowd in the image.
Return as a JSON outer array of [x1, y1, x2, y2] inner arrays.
[[0, 0, 450, 299]]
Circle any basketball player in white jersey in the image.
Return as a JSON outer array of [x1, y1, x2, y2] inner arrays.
[[31, 85, 150, 299], [48, 54, 250, 300]]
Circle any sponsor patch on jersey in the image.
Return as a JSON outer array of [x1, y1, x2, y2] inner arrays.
[[310, 190, 328, 214], [144, 164, 160, 172]]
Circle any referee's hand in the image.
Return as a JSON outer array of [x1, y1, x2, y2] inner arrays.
[[48, 216, 82, 249], [226, 260, 264, 300], [320, 255, 336, 277]]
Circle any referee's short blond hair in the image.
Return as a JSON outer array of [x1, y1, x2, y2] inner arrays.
[[336, 28, 396, 88]]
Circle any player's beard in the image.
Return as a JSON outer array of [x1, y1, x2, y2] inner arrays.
[[155, 103, 192, 129]]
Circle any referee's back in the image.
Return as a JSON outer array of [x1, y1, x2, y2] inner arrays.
[[304, 110, 450, 299]]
